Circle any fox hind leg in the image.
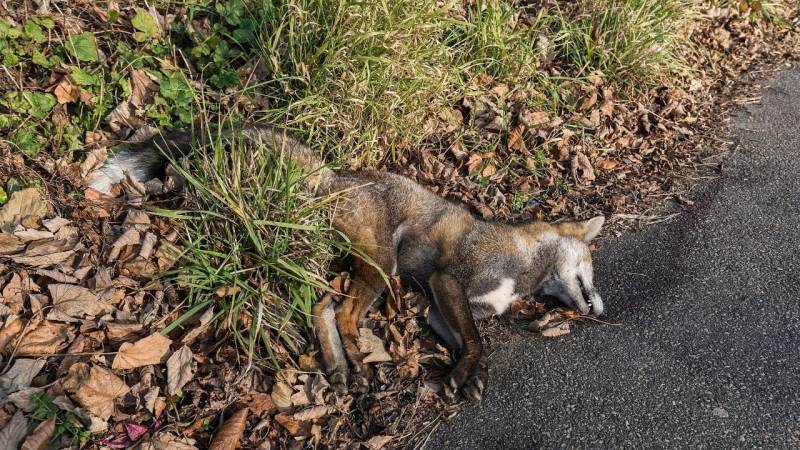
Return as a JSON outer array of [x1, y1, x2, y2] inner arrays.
[[335, 258, 388, 393], [312, 293, 348, 393]]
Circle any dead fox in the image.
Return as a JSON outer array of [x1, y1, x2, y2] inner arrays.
[[90, 125, 605, 401]]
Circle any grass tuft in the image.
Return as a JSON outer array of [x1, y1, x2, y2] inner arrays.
[[160, 125, 351, 368]]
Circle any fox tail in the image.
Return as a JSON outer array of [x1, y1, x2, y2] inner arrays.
[[87, 125, 332, 194]]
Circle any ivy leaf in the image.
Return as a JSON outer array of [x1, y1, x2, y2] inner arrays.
[[69, 67, 98, 86], [11, 127, 46, 157], [26, 92, 57, 119], [131, 9, 159, 42], [1, 92, 56, 119], [66, 32, 98, 62]]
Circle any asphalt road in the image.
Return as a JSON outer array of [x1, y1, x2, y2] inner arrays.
[[427, 65, 800, 449]]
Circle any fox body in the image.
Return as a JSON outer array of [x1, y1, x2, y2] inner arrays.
[[90, 126, 605, 401]]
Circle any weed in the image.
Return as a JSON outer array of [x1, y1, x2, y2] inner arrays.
[[31, 391, 91, 446], [156, 125, 351, 368], [550, 0, 693, 91]]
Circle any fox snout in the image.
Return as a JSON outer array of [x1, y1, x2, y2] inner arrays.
[[584, 290, 604, 317]]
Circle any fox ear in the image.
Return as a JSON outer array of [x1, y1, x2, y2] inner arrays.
[[579, 216, 605, 242]]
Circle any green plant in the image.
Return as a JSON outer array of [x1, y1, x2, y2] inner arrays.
[[155, 125, 352, 368], [551, 0, 693, 91], [31, 391, 91, 445]]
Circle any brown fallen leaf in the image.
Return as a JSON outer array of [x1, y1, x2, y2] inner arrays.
[[274, 412, 309, 437], [140, 432, 198, 450], [571, 152, 596, 182], [62, 363, 129, 420], [105, 322, 144, 346], [166, 345, 194, 395], [521, 110, 550, 127], [130, 69, 159, 108], [20, 417, 55, 450], [54, 79, 80, 104], [47, 284, 113, 321], [507, 124, 526, 152], [541, 321, 571, 338], [293, 405, 331, 422], [0, 188, 51, 225], [0, 317, 24, 350], [245, 392, 276, 418], [11, 250, 76, 268], [209, 408, 248, 450], [358, 328, 392, 364], [0, 233, 25, 255], [0, 411, 28, 450], [112, 332, 172, 370], [595, 159, 619, 170], [108, 228, 141, 262], [15, 321, 72, 355], [214, 285, 240, 298], [366, 435, 394, 450], [0, 359, 46, 396]]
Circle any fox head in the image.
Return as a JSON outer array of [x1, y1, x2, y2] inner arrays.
[[534, 216, 605, 317]]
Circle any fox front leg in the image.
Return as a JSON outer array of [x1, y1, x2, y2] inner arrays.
[[428, 271, 488, 403]]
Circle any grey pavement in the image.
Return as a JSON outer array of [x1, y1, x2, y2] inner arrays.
[[427, 64, 800, 449]]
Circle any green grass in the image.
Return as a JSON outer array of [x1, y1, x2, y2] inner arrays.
[[154, 125, 353, 369], [548, 0, 693, 90]]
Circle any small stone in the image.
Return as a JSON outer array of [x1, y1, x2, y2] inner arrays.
[[712, 407, 729, 418]]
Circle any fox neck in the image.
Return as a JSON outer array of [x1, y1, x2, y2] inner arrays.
[[509, 226, 561, 295]]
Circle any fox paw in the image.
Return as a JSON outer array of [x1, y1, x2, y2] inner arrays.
[[330, 370, 349, 394], [351, 373, 370, 394], [443, 369, 487, 403]]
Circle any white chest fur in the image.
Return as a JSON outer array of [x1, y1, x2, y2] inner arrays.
[[469, 278, 519, 315]]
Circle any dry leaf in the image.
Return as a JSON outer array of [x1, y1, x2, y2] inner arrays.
[[293, 405, 330, 422], [571, 153, 596, 182], [0, 359, 46, 396], [366, 435, 394, 450], [214, 285, 240, 297], [481, 164, 497, 177], [521, 110, 549, 127], [0, 317, 24, 350], [246, 392, 276, 417], [62, 363, 129, 420], [271, 381, 293, 409], [130, 69, 159, 108], [141, 432, 198, 450], [54, 79, 80, 104], [274, 412, 307, 436], [0, 188, 51, 225], [595, 159, 619, 170], [47, 284, 113, 321], [112, 332, 172, 370], [105, 322, 144, 346], [12, 250, 76, 268], [16, 321, 72, 355], [358, 328, 392, 363], [166, 346, 194, 395], [579, 92, 598, 111], [108, 228, 141, 262], [209, 408, 248, 450], [466, 153, 483, 173], [0, 411, 28, 450], [507, 124, 526, 152], [0, 233, 25, 255], [541, 321, 571, 337], [20, 417, 55, 450]]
